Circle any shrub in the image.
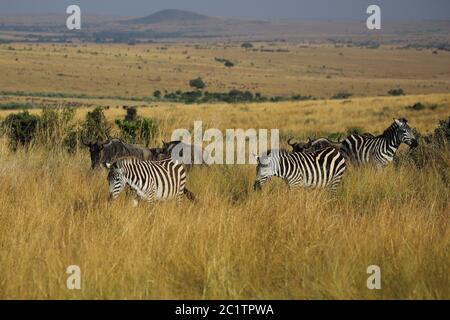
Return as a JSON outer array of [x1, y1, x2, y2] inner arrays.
[[433, 117, 450, 148], [115, 108, 157, 147], [332, 91, 352, 99], [189, 77, 205, 90], [291, 94, 313, 101], [0, 102, 36, 110], [2, 111, 39, 151], [345, 127, 364, 136], [124, 106, 138, 122], [81, 107, 111, 144], [241, 42, 253, 49], [224, 61, 235, 68], [153, 90, 161, 98], [64, 129, 79, 153], [407, 102, 426, 111], [388, 88, 405, 96], [37, 106, 76, 151], [395, 117, 450, 185]]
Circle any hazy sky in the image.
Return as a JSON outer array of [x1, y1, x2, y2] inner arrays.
[[0, 0, 449, 20]]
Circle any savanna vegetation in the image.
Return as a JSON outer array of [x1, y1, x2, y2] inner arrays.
[[0, 35, 449, 300], [0, 42, 449, 101], [0, 91, 448, 299]]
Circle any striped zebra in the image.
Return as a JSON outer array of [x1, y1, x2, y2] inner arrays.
[[106, 157, 195, 204], [254, 147, 347, 192], [340, 118, 418, 166]]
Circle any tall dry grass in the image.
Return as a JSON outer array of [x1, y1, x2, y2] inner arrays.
[[0, 135, 448, 299]]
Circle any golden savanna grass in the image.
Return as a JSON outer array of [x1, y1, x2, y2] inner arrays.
[[0, 93, 449, 299], [0, 42, 450, 98], [0, 40, 449, 299], [1, 93, 449, 141]]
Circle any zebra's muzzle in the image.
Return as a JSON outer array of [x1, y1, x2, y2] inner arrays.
[[253, 181, 262, 191], [409, 139, 419, 149]]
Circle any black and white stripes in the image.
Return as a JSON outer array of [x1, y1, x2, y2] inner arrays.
[[254, 147, 347, 192], [340, 118, 418, 166], [106, 157, 190, 203]]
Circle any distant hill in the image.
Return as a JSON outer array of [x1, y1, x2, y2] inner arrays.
[[126, 9, 212, 24]]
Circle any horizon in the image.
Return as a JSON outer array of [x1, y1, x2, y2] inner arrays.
[[0, 1, 449, 21]]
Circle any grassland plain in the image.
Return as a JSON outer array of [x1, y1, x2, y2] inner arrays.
[[0, 92, 449, 299], [1, 94, 449, 140], [0, 42, 450, 99]]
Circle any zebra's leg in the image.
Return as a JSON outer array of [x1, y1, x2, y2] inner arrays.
[[108, 174, 126, 201], [176, 192, 184, 205], [254, 177, 272, 191], [143, 186, 156, 205], [329, 177, 343, 194]]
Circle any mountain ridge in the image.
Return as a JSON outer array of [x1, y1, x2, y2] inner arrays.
[[126, 9, 215, 24]]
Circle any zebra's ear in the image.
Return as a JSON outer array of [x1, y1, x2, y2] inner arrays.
[[105, 162, 112, 169], [394, 118, 403, 126], [251, 153, 260, 163]]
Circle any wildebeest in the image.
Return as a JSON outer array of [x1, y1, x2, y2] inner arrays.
[[155, 140, 210, 169], [82, 137, 163, 169], [287, 133, 376, 154], [288, 137, 341, 153]]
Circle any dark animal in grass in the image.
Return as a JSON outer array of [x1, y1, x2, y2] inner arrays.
[[82, 137, 162, 169], [288, 137, 341, 153], [155, 140, 210, 169]]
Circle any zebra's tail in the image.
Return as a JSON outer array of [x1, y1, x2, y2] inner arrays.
[[183, 188, 197, 202]]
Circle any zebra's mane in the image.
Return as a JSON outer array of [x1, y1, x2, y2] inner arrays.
[[381, 120, 402, 137], [264, 149, 290, 156], [108, 155, 175, 166], [106, 155, 141, 166], [359, 120, 404, 139]]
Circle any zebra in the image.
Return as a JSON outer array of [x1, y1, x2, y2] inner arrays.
[[106, 157, 195, 204], [340, 118, 418, 167], [254, 147, 347, 192]]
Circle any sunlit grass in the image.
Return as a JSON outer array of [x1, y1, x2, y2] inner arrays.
[[0, 136, 448, 299]]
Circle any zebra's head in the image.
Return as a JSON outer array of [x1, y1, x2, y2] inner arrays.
[[394, 118, 418, 149], [254, 152, 275, 191], [107, 164, 126, 200]]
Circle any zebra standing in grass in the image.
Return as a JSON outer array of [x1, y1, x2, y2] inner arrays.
[[254, 147, 347, 192], [340, 118, 418, 167], [106, 157, 195, 204]]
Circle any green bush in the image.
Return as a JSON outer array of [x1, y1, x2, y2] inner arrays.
[[388, 88, 405, 96], [224, 60, 234, 68], [292, 94, 313, 101], [2, 111, 39, 151], [432, 117, 450, 148], [37, 106, 76, 151], [332, 91, 352, 99], [345, 126, 365, 136], [64, 129, 79, 153], [0, 102, 36, 110], [189, 77, 205, 90], [153, 90, 161, 98], [124, 106, 138, 122], [407, 102, 426, 111], [81, 106, 111, 144], [115, 108, 157, 147], [395, 117, 450, 185]]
